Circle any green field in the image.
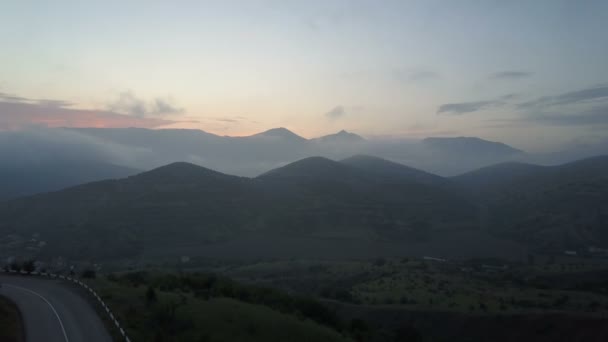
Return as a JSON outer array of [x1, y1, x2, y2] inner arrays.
[[86, 273, 352, 342]]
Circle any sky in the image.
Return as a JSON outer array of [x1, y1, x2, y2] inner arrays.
[[1, 0, 607, 151]]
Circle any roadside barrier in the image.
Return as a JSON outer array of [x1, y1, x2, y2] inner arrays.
[[1, 268, 131, 342]]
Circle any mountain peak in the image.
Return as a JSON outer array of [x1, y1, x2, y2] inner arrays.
[[257, 156, 366, 182], [132, 162, 235, 183], [252, 127, 306, 141], [313, 130, 365, 143]]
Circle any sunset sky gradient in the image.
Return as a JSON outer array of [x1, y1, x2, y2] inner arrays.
[[1, 1, 607, 151]]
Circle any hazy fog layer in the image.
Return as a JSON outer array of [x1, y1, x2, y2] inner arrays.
[[1, 127, 605, 179]]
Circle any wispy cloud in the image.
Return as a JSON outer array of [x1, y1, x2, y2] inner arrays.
[[214, 118, 239, 123], [325, 105, 346, 120], [518, 85, 608, 109], [0, 92, 74, 108], [0, 92, 30, 102], [436, 84, 608, 117], [500, 93, 521, 101], [489, 71, 533, 80], [437, 100, 503, 115], [481, 85, 608, 128], [36, 99, 74, 108], [107, 91, 184, 117], [528, 104, 608, 127]]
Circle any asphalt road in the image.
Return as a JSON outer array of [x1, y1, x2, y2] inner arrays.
[[0, 275, 112, 342]]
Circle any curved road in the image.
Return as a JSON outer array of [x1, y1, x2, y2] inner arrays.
[[0, 275, 112, 342]]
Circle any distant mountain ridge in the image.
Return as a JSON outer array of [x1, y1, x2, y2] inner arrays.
[[423, 137, 524, 157], [312, 130, 366, 143], [54, 127, 530, 177], [250, 127, 308, 142]]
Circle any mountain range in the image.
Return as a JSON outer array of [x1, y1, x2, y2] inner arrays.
[[0, 155, 476, 260], [65, 127, 530, 177], [0, 127, 537, 200], [1, 154, 606, 262]]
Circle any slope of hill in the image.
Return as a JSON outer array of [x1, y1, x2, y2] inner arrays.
[[0, 162, 257, 259], [0, 160, 140, 201], [456, 156, 608, 249], [341, 155, 447, 186], [452, 162, 547, 194], [256, 156, 476, 244], [454, 156, 608, 194]]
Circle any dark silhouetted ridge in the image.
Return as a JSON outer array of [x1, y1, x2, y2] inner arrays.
[[341, 155, 446, 185], [132, 162, 236, 183], [257, 156, 368, 183], [556, 154, 608, 174], [454, 155, 608, 249], [452, 161, 546, 190], [454, 155, 608, 192]]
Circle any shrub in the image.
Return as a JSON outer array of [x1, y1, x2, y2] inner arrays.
[[146, 286, 157, 304], [22, 260, 36, 273], [81, 269, 96, 279], [373, 258, 387, 267]]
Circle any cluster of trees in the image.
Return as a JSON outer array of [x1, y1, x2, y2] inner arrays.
[[3, 260, 97, 279], [3, 260, 36, 273]]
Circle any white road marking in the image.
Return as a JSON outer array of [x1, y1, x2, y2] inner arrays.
[[4, 283, 70, 342]]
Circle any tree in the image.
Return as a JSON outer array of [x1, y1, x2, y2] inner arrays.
[[373, 258, 387, 267], [146, 285, 158, 304], [350, 319, 371, 341], [479, 301, 488, 312], [527, 254, 536, 266], [81, 269, 96, 279], [394, 324, 423, 342], [10, 261, 21, 272], [22, 260, 36, 273]]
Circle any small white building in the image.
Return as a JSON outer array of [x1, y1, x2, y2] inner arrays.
[[423, 256, 446, 262]]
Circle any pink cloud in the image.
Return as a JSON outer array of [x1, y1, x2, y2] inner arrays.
[[0, 101, 177, 130]]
